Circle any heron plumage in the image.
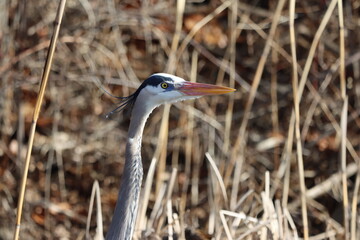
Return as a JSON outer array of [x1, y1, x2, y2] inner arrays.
[[105, 73, 235, 240]]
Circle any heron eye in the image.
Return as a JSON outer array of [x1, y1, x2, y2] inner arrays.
[[161, 82, 168, 89]]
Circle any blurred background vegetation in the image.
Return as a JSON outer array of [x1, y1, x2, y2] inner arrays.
[[1, 0, 360, 239]]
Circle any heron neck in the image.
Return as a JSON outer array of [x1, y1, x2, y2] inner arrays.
[[127, 102, 152, 141], [106, 101, 155, 240]]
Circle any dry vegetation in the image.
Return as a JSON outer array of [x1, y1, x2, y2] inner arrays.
[[1, 0, 360, 239]]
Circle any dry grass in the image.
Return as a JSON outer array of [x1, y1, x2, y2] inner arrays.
[[1, 0, 360, 239]]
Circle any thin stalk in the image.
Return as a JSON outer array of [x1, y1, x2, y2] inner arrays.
[[166, 0, 185, 73], [13, 1, 67, 239], [297, 0, 338, 99], [338, 0, 346, 99], [222, 0, 237, 159], [135, 157, 157, 234], [338, 1, 349, 236], [341, 97, 349, 239], [189, 50, 197, 207], [289, 0, 309, 239], [86, 180, 104, 240], [270, 32, 280, 170]]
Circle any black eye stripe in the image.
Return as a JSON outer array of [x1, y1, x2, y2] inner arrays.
[[133, 74, 174, 97], [142, 75, 174, 87]]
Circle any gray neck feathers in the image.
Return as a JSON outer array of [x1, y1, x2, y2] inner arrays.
[[106, 97, 155, 240]]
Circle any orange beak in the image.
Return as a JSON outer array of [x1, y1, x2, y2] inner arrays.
[[178, 82, 236, 96]]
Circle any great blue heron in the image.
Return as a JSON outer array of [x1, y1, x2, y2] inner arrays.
[[105, 73, 235, 240]]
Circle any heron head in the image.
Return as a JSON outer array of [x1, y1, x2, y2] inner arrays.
[[106, 73, 235, 117]]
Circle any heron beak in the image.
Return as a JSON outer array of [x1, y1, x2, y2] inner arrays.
[[177, 82, 236, 96]]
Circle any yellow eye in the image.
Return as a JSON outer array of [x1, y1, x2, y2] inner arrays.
[[161, 82, 168, 89]]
